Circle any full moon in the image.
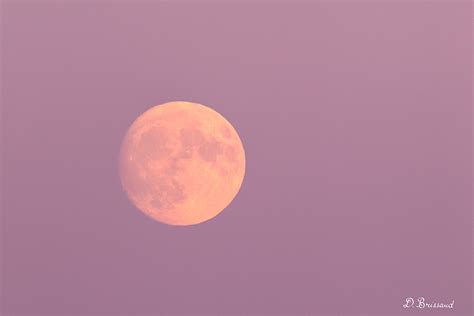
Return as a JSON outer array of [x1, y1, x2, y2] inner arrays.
[[119, 101, 246, 226]]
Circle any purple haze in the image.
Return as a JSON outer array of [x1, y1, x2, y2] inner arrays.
[[1, 1, 472, 315]]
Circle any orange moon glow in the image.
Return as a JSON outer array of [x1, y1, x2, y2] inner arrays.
[[119, 101, 246, 226]]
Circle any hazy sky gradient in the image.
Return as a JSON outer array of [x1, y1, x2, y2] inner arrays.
[[1, 1, 472, 315]]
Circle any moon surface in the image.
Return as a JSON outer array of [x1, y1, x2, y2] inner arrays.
[[119, 101, 246, 226]]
